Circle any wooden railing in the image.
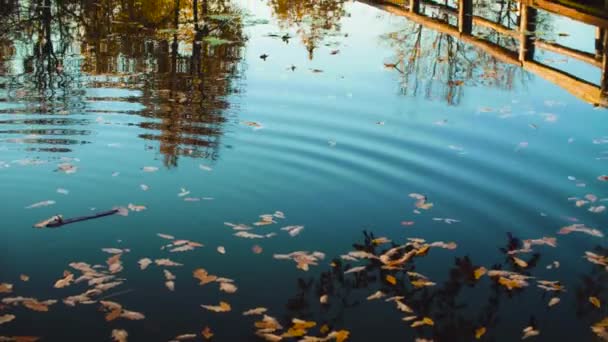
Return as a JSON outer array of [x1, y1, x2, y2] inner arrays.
[[359, 0, 608, 107]]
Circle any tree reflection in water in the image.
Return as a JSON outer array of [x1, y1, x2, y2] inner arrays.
[[280, 231, 607, 341], [0, 0, 246, 166]]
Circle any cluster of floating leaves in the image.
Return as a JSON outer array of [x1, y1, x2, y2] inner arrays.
[[3, 176, 608, 342]]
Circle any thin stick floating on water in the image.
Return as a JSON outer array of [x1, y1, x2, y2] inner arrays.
[[99, 289, 134, 300], [34, 208, 121, 228]]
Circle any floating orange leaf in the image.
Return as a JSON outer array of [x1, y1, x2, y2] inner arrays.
[[475, 327, 486, 339], [202, 326, 214, 340], [590, 296, 601, 308], [512, 256, 528, 268], [193, 269, 218, 285], [53, 271, 74, 289], [23, 300, 49, 312], [386, 275, 397, 285], [243, 307, 267, 316], [0, 283, 14, 293], [201, 301, 231, 313]]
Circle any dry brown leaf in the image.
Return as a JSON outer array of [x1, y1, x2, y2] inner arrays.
[[20, 275, 29, 282], [243, 307, 267, 316], [53, 271, 74, 288], [475, 327, 486, 339], [473, 267, 487, 280], [548, 297, 560, 307], [219, 282, 237, 294], [193, 269, 218, 285], [120, 310, 145, 320], [202, 326, 214, 340], [165, 281, 175, 291], [512, 256, 528, 268], [106, 308, 122, 322], [366, 291, 384, 301], [138, 258, 152, 270], [174, 334, 197, 340], [0, 283, 13, 293], [23, 300, 49, 312], [201, 301, 231, 313], [155, 259, 183, 267], [111, 329, 128, 342], [0, 314, 16, 325], [522, 326, 540, 339]]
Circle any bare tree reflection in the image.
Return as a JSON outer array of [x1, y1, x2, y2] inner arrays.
[[277, 230, 605, 341]]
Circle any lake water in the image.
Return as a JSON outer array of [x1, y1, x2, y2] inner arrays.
[[1, 0, 607, 341]]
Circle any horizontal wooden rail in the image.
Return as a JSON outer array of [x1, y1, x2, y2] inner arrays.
[[521, 0, 608, 28], [357, 0, 608, 107], [534, 39, 602, 67]]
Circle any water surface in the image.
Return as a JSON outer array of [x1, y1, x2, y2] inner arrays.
[[1, 0, 607, 341]]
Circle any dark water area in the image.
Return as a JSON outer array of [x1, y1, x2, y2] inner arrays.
[[0, 0, 608, 341]]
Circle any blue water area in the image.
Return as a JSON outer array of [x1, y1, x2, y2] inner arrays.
[[0, 0, 607, 341]]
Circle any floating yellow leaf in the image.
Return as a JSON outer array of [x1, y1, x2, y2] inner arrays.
[[320, 324, 330, 334], [201, 301, 231, 313], [411, 317, 434, 328], [291, 318, 316, 330], [512, 256, 528, 268], [282, 328, 306, 338], [474, 267, 487, 280], [386, 275, 397, 285], [416, 245, 430, 256], [590, 296, 601, 308], [411, 280, 436, 288], [334, 330, 350, 342], [475, 327, 486, 339]]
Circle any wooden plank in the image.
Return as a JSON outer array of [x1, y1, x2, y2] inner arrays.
[[422, 0, 520, 38], [534, 39, 601, 67], [601, 31, 608, 93], [524, 60, 606, 105], [458, 0, 473, 34], [521, 0, 608, 28], [357, 0, 520, 65], [409, 0, 419, 13], [357, 0, 607, 107], [519, 4, 537, 61]]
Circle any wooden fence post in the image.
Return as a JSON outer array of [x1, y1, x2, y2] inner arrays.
[[409, 0, 419, 13], [601, 32, 608, 94], [458, 0, 473, 34], [519, 4, 538, 62]]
